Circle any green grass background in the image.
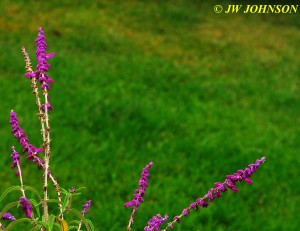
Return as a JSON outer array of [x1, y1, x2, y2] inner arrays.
[[0, 0, 299, 230]]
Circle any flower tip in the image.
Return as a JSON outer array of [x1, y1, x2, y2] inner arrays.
[[46, 52, 55, 59], [70, 186, 76, 193], [81, 200, 92, 214], [261, 156, 266, 162], [244, 178, 253, 184]]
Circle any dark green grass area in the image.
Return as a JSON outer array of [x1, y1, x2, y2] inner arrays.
[[0, 0, 299, 230]]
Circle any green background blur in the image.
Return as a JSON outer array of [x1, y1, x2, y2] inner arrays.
[[0, 0, 299, 230]]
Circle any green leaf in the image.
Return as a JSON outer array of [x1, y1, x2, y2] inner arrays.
[[31, 224, 42, 230], [67, 208, 92, 231], [0, 186, 21, 202], [68, 226, 78, 230], [53, 222, 63, 231], [68, 220, 81, 225], [29, 198, 41, 217], [36, 220, 49, 229], [46, 199, 60, 204], [60, 187, 69, 195], [0, 201, 19, 218], [61, 194, 74, 215], [60, 187, 85, 196], [86, 219, 95, 231], [48, 214, 56, 231], [5, 218, 32, 230], [62, 195, 70, 210]]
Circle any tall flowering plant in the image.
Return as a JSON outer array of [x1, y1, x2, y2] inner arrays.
[[1, 28, 266, 230], [0, 28, 93, 231]]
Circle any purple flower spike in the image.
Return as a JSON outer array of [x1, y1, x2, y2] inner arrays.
[[144, 214, 168, 231], [1, 213, 16, 221], [81, 200, 92, 215], [9, 111, 44, 169], [124, 162, 153, 209], [35, 27, 55, 88], [19, 197, 33, 219]]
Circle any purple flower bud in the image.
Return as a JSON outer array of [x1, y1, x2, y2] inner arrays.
[[25, 72, 36, 78], [70, 187, 76, 193], [81, 200, 92, 215], [45, 52, 55, 59], [182, 208, 189, 216], [224, 179, 239, 192], [214, 182, 227, 192], [41, 83, 51, 90], [188, 202, 198, 210], [10, 146, 21, 176], [244, 178, 253, 184], [196, 198, 209, 208], [41, 103, 53, 111], [205, 188, 215, 201], [144, 214, 168, 231], [19, 197, 33, 219], [173, 216, 181, 223], [1, 213, 16, 221]]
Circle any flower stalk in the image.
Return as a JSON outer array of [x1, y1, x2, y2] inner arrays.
[[22, 27, 56, 227], [23, 44, 63, 219], [10, 146, 26, 197], [125, 162, 153, 231], [77, 200, 92, 231], [160, 156, 266, 231], [34, 27, 55, 226]]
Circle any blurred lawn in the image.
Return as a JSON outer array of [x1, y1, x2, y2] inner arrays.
[[0, 0, 299, 230]]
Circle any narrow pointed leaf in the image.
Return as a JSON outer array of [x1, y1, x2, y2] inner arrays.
[[0, 201, 19, 218], [5, 218, 32, 230], [0, 186, 21, 202], [67, 208, 92, 231]]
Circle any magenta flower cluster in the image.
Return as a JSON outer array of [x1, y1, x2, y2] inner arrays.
[[19, 197, 33, 219], [1, 213, 16, 221], [10, 146, 21, 176], [124, 162, 153, 209], [81, 200, 92, 215], [144, 214, 168, 231], [9, 111, 44, 170], [25, 27, 55, 111]]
